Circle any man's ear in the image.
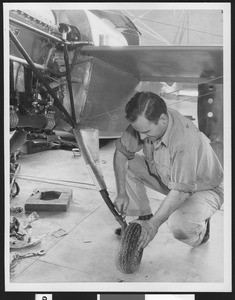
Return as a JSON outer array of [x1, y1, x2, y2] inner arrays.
[[160, 113, 168, 124]]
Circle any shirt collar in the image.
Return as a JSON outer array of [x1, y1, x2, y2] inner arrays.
[[153, 111, 173, 148]]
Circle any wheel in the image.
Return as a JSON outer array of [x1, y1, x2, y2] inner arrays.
[[116, 222, 143, 274], [11, 181, 20, 198]]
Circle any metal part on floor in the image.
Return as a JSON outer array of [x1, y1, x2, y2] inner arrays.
[[12, 249, 46, 260]]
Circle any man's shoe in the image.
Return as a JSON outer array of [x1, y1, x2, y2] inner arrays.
[[114, 213, 153, 236], [200, 218, 210, 245]]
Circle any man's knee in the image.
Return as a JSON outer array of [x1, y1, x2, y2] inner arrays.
[[128, 154, 146, 172], [167, 211, 200, 242]]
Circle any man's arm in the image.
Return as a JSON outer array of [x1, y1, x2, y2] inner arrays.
[[113, 149, 130, 215], [152, 189, 189, 228], [136, 189, 189, 249], [136, 141, 197, 249]]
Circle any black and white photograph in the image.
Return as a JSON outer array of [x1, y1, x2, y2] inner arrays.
[[4, 2, 231, 293]]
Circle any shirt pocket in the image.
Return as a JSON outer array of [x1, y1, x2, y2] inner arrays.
[[153, 148, 171, 183]]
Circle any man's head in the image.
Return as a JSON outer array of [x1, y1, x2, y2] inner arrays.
[[125, 91, 168, 141]]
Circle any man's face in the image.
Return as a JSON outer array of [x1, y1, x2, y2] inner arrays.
[[131, 114, 167, 142]]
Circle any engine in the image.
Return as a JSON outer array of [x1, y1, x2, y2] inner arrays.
[[10, 60, 61, 132], [9, 10, 84, 134]]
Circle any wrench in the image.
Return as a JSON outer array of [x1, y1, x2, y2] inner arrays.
[[12, 249, 46, 260]]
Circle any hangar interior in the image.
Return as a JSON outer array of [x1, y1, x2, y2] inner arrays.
[[10, 139, 224, 283], [7, 7, 228, 287]]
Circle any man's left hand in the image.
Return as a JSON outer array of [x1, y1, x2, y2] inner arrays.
[[131, 219, 158, 250]]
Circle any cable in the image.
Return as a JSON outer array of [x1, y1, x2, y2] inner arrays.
[[179, 12, 188, 45], [167, 90, 218, 107], [17, 174, 96, 190], [124, 10, 171, 45], [162, 76, 223, 97], [134, 25, 171, 45], [100, 9, 223, 38], [139, 16, 223, 38]]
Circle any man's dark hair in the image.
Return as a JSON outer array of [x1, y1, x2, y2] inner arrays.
[[125, 91, 167, 123]]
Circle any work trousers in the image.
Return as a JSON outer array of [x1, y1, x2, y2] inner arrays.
[[125, 154, 224, 247]]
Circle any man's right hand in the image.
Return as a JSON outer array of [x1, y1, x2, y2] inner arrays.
[[114, 193, 130, 216]]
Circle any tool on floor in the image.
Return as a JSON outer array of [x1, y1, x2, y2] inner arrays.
[[12, 249, 46, 260], [51, 228, 68, 238], [10, 250, 46, 273]]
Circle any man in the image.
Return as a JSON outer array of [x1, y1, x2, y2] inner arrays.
[[113, 91, 223, 250]]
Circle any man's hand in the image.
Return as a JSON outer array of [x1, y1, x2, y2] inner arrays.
[[114, 193, 130, 216], [132, 219, 158, 250]]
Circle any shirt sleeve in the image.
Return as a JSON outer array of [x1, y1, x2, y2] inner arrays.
[[168, 142, 197, 193], [115, 125, 143, 159]]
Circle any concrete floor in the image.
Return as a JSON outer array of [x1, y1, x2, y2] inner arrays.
[[8, 139, 224, 288]]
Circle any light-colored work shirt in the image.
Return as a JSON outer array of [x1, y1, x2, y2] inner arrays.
[[115, 108, 223, 194]]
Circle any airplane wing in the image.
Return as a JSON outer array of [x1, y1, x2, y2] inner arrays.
[[81, 45, 223, 84]]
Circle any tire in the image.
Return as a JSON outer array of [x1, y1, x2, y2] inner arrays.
[[116, 222, 143, 274]]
